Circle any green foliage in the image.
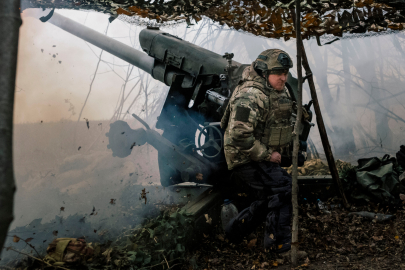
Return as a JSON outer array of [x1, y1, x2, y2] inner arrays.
[[338, 161, 357, 193], [89, 208, 194, 269]]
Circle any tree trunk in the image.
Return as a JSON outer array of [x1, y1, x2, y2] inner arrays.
[[291, 0, 302, 266], [340, 41, 357, 159], [308, 44, 357, 159], [0, 0, 20, 254]]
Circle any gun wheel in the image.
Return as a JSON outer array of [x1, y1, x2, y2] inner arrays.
[[197, 125, 223, 158]]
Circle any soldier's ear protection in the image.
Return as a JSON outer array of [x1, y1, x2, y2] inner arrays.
[[253, 61, 268, 77]]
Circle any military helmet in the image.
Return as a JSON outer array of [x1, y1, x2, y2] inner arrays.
[[253, 49, 293, 76]]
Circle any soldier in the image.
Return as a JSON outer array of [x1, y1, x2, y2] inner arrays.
[[220, 49, 295, 253]]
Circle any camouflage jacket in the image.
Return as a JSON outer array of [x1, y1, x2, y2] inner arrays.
[[220, 63, 293, 170]]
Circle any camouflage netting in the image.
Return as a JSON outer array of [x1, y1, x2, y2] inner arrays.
[[284, 158, 350, 175], [22, 0, 405, 39]]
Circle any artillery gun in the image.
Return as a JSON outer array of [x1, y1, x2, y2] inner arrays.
[[38, 12, 314, 188]]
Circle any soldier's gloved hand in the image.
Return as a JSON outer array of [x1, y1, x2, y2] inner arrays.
[[270, 151, 281, 164], [302, 107, 310, 121], [397, 145, 405, 168]]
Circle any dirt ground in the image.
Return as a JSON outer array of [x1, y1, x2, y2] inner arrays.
[[4, 199, 405, 270], [180, 202, 405, 270]]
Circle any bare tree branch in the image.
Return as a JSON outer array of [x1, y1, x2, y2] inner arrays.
[[77, 23, 110, 122]]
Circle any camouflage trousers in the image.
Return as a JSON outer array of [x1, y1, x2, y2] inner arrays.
[[225, 161, 292, 252]]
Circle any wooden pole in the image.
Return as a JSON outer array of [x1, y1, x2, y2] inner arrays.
[[0, 0, 20, 254], [291, 0, 302, 266], [300, 43, 350, 209]]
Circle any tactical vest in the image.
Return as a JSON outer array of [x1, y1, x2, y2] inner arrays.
[[261, 88, 294, 149], [221, 80, 294, 151]]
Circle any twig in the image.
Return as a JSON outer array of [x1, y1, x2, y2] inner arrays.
[[138, 258, 183, 270], [21, 237, 43, 261], [4, 247, 69, 270], [167, 263, 182, 269], [0, 265, 15, 269], [153, 237, 170, 269]]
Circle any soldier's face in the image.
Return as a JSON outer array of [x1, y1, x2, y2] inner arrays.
[[268, 72, 288, 91]]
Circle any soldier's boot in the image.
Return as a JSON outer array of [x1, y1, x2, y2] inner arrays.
[[225, 200, 267, 244], [264, 204, 291, 253], [275, 203, 292, 253]]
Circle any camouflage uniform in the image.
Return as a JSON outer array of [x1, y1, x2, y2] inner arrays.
[[220, 62, 294, 170], [221, 49, 294, 252]]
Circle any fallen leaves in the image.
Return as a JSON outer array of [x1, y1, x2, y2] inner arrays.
[[140, 188, 149, 204], [204, 214, 212, 225], [300, 257, 311, 267], [98, 230, 108, 236], [196, 173, 203, 181], [372, 235, 383, 241], [307, 212, 316, 220], [400, 193, 405, 203], [13, 236, 20, 243], [216, 234, 225, 241], [247, 238, 257, 248], [102, 248, 113, 263]]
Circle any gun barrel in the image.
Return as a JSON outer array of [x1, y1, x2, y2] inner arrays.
[[140, 29, 241, 78], [47, 12, 154, 74]]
